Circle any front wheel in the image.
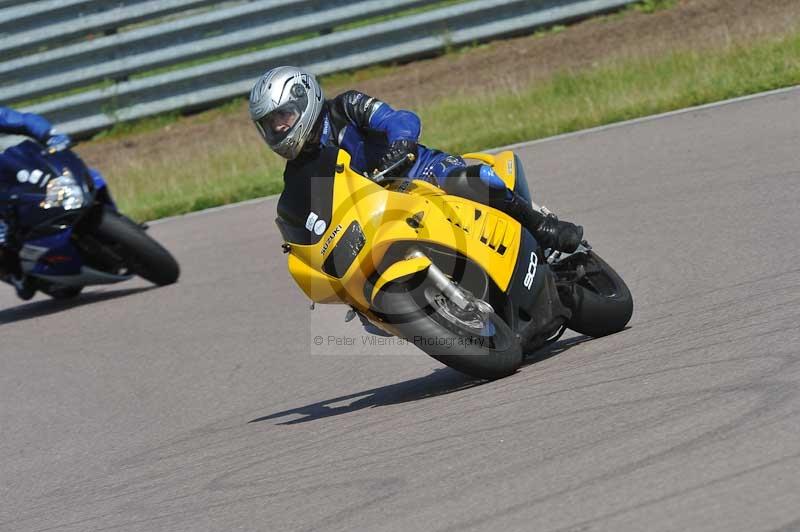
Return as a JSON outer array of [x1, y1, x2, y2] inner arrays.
[[559, 251, 633, 337], [42, 285, 83, 300], [374, 279, 522, 380], [93, 208, 180, 286]]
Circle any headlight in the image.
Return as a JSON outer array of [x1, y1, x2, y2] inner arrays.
[[40, 171, 85, 210]]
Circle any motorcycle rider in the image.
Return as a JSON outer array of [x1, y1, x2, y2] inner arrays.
[[0, 106, 71, 300], [249, 66, 583, 255]]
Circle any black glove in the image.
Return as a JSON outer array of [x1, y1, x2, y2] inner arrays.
[[377, 139, 418, 178]]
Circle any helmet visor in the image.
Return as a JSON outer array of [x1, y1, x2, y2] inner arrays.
[[256, 98, 307, 146]]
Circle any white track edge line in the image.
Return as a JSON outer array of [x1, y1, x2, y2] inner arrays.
[[492, 84, 800, 152]]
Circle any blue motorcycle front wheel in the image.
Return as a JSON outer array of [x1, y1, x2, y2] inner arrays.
[[42, 285, 83, 299], [93, 208, 180, 286]]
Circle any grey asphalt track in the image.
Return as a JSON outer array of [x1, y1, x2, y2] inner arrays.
[[2, 87, 800, 532]]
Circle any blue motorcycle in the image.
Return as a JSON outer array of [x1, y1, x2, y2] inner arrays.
[[0, 140, 179, 300]]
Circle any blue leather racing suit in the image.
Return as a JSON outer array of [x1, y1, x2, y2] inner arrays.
[[285, 91, 511, 195], [0, 106, 53, 142]]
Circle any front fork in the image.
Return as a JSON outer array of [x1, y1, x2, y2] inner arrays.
[[405, 247, 494, 315]]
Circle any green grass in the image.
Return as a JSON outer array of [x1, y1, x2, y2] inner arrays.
[[632, 0, 677, 14], [109, 29, 800, 221], [92, 110, 183, 140], [417, 33, 800, 154], [102, 127, 286, 221]]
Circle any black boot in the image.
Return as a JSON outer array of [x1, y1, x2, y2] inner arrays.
[[503, 193, 583, 253], [10, 274, 36, 301]]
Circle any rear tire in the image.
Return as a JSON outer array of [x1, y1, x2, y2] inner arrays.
[[375, 280, 523, 380], [563, 251, 632, 337], [93, 208, 180, 286]]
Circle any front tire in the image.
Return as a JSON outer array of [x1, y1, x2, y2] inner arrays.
[[374, 280, 523, 380], [43, 285, 83, 300], [93, 208, 180, 286]]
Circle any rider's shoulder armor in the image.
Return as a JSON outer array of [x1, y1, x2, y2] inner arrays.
[[327, 91, 384, 134]]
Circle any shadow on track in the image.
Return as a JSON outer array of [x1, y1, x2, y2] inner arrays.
[[523, 333, 595, 365], [250, 334, 594, 426], [0, 286, 155, 326], [250, 367, 481, 426]]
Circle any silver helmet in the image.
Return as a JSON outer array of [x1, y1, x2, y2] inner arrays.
[[249, 66, 324, 160]]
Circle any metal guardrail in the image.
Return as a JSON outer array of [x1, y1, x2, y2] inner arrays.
[[0, 1, 133, 36], [1, 0, 638, 140], [0, 0, 439, 103], [0, 0, 219, 60]]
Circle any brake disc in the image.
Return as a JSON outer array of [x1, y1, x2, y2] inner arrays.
[[423, 286, 495, 335]]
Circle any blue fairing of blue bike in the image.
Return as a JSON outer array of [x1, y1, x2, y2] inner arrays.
[[89, 168, 116, 209], [90, 168, 106, 189], [0, 138, 155, 293], [1, 140, 94, 278], [1, 140, 82, 175], [24, 227, 84, 276]]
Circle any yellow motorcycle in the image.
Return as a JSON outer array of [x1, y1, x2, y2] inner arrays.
[[276, 147, 632, 379]]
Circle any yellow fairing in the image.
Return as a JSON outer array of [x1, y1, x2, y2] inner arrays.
[[285, 150, 522, 311], [286, 253, 342, 303], [370, 255, 432, 303]]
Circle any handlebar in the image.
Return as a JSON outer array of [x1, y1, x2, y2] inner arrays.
[[371, 153, 416, 184]]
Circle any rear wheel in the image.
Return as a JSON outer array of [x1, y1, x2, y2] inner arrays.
[[93, 208, 179, 286], [559, 251, 632, 337], [375, 278, 522, 380]]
